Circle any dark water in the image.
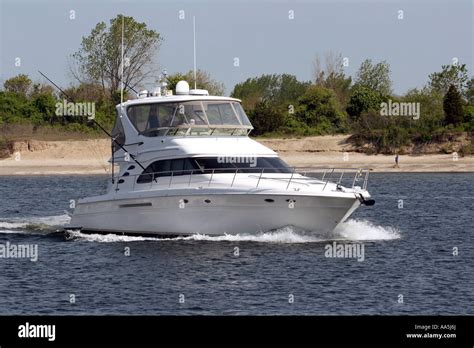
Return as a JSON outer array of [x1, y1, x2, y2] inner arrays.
[[0, 173, 472, 315]]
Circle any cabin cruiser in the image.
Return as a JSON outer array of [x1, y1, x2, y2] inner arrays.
[[68, 81, 374, 236]]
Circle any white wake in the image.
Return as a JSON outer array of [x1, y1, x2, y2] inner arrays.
[[0, 214, 71, 234], [0, 214, 401, 242], [333, 219, 401, 241], [67, 219, 401, 243]]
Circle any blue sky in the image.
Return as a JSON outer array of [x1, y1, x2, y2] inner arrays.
[[0, 0, 472, 96]]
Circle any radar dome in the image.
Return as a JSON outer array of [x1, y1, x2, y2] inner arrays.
[[175, 81, 190, 95]]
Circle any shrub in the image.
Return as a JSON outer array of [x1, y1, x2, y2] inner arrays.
[[346, 86, 385, 120], [248, 101, 285, 136], [295, 85, 347, 133], [459, 143, 474, 157]]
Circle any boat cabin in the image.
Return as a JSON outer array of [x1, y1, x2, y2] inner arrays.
[[111, 81, 253, 152]]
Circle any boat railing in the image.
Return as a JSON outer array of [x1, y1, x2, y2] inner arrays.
[[139, 125, 253, 137], [114, 167, 370, 193]]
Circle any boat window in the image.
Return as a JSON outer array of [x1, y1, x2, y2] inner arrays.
[[232, 102, 252, 126], [176, 101, 208, 126], [127, 104, 150, 133], [204, 102, 241, 125], [127, 100, 252, 136], [128, 103, 176, 133], [156, 103, 176, 127], [136, 158, 199, 183], [136, 157, 291, 183], [111, 112, 126, 152], [194, 157, 291, 173]]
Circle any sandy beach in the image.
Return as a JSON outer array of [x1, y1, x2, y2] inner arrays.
[[0, 136, 472, 175]]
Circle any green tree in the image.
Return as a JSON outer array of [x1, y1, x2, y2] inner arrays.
[[429, 64, 469, 96], [30, 83, 55, 99], [231, 74, 279, 110], [64, 82, 108, 103], [346, 86, 385, 119], [166, 72, 188, 93], [465, 77, 474, 105], [295, 85, 347, 133], [0, 90, 43, 125], [350, 110, 411, 154], [354, 59, 392, 95], [166, 70, 225, 95], [464, 105, 474, 123], [273, 74, 311, 108], [63, 82, 117, 127], [313, 51, 352, 108], [443, 84, 464, 126], [0, 92, 27, 122], [231, 74, 309, 111], [248, 101, 285, 135], [403, 87, 444, 130], [71, 14, 162, 98], [4, 74, 32, 96], [32, 93, 57, 124]]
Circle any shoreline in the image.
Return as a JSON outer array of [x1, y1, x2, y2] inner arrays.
[[0, 137, 473, 175], [1, 153, 472, 176]]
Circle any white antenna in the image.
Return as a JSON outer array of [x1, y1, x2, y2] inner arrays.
[[193, 16, 197, 89], [120, 15, 124, 106]]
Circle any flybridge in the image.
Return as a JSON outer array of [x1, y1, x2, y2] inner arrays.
[[114, 79, 254, 139]]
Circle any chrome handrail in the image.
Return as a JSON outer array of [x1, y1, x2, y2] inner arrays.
[[256, 168, 264, 188], [286, 167, 296, 190], [114, 167, 370, 192], [322, 168, 334, 191], [139, 125, 253, 138]]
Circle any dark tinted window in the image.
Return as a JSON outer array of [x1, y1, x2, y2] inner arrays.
[[194, 157, 291, 174], [137, 158, 199, 183], [137, 157, 291, 183]]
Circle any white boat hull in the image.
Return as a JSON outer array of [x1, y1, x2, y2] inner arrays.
[[69, 192, 361, 236]]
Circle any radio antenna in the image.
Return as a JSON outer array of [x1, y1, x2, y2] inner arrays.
[[193, 16, 197, 89], [120, 15, 125, 106]]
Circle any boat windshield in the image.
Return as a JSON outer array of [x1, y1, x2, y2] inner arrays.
[[127, 100, 252, 137]]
